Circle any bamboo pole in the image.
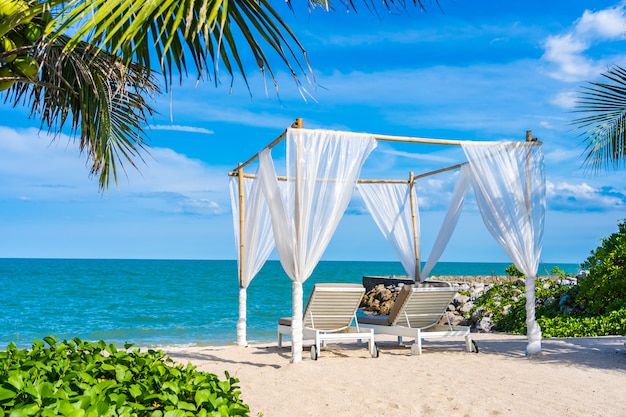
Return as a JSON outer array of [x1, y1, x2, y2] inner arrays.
[[373, 134, 462, 146], [229, 162, 466, 183], [230, 118, 304, 173], [237, 164, 245, 287], [413, 163, 466, 181], [409, 171, 420, 282]]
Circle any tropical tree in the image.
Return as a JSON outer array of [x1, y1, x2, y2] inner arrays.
[[1, 0, 431, 190], [572, 65, 626, 172], [1, 0, 160, 190]]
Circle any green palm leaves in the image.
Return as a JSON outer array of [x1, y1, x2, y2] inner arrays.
[[1, 0, 314, 191], [573, 65, 626, 172], [50, 0, 311, 90]]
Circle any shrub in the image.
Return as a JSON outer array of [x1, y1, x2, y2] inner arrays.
[[470, 277, 568, 334], [0, 337, 251, 417], [539, 308, 626, 337], [575, 219, 626, 315]]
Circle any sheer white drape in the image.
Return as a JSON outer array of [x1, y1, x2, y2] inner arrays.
[[462, 141, 545, 355], [258, 128, 377, 362], [229, 175, 276, 346], [357, 183, 419, 280], [421, 166, 472, 279]]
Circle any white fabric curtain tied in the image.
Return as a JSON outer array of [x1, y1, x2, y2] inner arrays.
[[421, 165, 471, 279], [461, 141, 545, 355], [358, 182, 418, 281], [229, 174, 276, 346], [258, 128, 377, 362]]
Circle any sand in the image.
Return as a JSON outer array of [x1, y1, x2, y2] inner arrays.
[[164, 333, 626, 417]]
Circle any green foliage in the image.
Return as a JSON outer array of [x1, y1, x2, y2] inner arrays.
[[0, 337, 251, 417], [471, 278, 569, 334], [575, 219, 626, 315], [549, 266, 568, 279], [504, 264, 524, 278], [539, 308, 626, 337]]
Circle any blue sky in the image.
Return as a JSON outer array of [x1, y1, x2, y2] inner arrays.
[[1, 0, 626, 264]]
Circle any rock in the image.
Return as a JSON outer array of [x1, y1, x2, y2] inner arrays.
[[454, 294, 470, 306], [475, 316, 495, 333], [460, 301, 474, 314], [447, 314, 465, 326], [471, 306, 484, 322]]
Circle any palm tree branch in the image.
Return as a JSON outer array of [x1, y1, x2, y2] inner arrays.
[[571, 65, 626, 172]]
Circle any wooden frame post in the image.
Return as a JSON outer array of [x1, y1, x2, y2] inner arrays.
[[409, 172, 420, 282], [237, 164, 245, 287]]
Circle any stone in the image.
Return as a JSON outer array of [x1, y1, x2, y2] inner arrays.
[[454, 294, 470, 306], [475, 316, 495, 332], [460, 301, 474, 314], [470, 306, 484, 322]]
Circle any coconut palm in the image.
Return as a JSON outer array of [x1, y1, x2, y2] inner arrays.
[[2, 0, 432, 190], [1, 0, 160, 190], [572, 65, 626, 172]]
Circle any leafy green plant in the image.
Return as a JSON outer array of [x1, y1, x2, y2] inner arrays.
[[0, 336, 251, 417], [473, 220, 626, 337], [575, 219, 626, 315], [505, 264, 524, 278], [539, 309, 626, 337]]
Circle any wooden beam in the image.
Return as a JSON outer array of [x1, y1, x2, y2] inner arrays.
[[230, 118, 304, 174]]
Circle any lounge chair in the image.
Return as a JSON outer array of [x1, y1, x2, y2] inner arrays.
[[277, 283, 379, 360], [357, 282, 475, 355]]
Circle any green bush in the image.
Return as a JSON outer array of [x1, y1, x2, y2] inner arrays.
[[471, 277, 568, 334], [575, 219, 626, 315], [471, 218, 626, 338], [539, 308, 626, 337], [0, 337, 251, 417]]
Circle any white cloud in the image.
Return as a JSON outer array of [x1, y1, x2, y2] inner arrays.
[[149, 125, 214, 135], [546, 180, 626, 211], [0, 125, 229, 214], [549, 90, 579, 109], [575, 7, 626, 39], [541, 5, 626, 82]]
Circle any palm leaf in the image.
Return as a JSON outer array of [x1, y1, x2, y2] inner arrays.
[[47, 0, 312, 92], [572, 65, 626, 172], [4, 35, 160, 191]]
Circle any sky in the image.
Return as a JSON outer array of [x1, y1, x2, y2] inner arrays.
[[1, 0, 626, 265]]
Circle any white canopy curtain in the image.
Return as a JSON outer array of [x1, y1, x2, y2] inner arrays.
[[461, 141, 545, 355], [229, 175, 276, 346], [421, 165, 472, 279], [257, 128, 377, 363], [357, 182, 419, 281], [357, 167, 472, 282]]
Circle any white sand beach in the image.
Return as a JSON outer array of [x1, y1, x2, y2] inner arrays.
[[164, 333, 626, 417]]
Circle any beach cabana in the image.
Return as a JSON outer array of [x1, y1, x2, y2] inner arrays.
[[229, 118, 545, 362]]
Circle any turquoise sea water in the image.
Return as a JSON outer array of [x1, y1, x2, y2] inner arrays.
[[1, 259, 580, 349]]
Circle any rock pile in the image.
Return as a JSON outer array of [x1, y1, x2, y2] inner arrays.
[[360, 277, 579, 333]]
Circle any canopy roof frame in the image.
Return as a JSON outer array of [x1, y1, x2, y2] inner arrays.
[[228, 117, 544, 358]]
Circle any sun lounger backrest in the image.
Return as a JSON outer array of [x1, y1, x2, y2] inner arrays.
[[390, 285, 456, 329], [303, 283, 365, 332]]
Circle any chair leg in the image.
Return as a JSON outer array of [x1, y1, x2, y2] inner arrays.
[[415, 330, 423, 355], [277, 330, 283, 348], [315, 332, 321, 359]]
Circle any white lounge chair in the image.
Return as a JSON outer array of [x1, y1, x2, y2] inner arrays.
[[357, 282, 475, 355], [277, 283, 379, 360]]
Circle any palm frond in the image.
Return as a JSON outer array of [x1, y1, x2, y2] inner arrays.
[[572, 65, 626, 173], [47, 0, 313, 93], [4, 35, 160, 191]]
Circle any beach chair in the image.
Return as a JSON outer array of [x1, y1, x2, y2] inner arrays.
[[357, 282, 475, 355], [277, 283, 379, 360]]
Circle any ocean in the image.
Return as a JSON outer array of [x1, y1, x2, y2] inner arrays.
[[1, 259, 580, 349]]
